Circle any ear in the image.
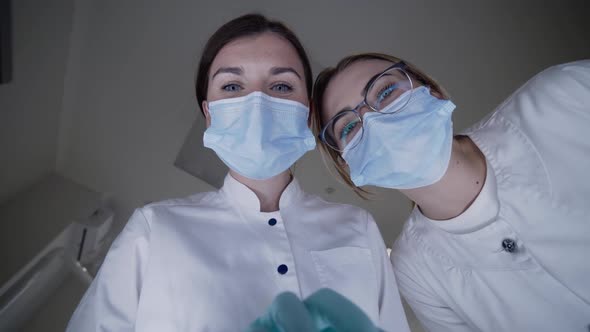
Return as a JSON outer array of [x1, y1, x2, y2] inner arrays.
[[202, 100, 211, 128]]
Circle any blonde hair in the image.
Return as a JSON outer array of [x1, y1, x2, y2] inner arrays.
[[311, 53, 451, 199]]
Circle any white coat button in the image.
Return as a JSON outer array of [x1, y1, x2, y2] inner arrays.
[[277, 264, 288, 274]]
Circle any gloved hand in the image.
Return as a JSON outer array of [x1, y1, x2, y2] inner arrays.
[[247, 288, 384, 332]]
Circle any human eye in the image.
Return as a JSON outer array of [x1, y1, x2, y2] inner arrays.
[[270, 82, 294, 94], [376, 83, 399, 105], [339, 119, 361, 143], [221, 83, 243, 92]]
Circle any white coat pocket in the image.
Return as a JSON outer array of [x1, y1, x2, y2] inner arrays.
[[310, 247, 379, 321]]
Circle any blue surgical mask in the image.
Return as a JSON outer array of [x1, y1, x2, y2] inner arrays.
[[203, 91, 316, 180], [342, 86, 456, 189]]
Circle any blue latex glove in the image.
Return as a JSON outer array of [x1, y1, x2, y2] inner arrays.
[[247, 288, 384, 332]]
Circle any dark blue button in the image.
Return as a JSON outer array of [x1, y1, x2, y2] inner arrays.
[[502, 238, 517, 253], [277, 264, 288, 274], [268, 218, 277, 226]]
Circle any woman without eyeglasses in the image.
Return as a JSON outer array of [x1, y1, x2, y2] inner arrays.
[[66, 16, 411, 332]]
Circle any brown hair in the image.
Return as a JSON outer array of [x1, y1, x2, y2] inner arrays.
[[311, 53, 450, 198], [195, 14, 313, 115]]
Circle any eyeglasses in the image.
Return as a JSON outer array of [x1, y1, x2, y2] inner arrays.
[[319, 62, 415, 153]]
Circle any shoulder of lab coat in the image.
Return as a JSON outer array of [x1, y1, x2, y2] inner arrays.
[[66, 192, 213, 331], [66, 208, 150, 331], [365, 212, 411, 332], [466, 59, 590, 203]]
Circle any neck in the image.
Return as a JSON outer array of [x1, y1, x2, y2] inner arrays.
[[230, 170, 293, 212], [400, 136, 487, 220]]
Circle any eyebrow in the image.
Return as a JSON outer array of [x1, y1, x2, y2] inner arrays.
[[327, 105, 358, 128], [270, 66, 302, 80], [211, 66, 302, 82], [211, 67, 243, 79]]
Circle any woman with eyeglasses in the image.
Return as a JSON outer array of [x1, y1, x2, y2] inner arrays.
[[311, 54, 590, 331], [66, 18, 411, 332]]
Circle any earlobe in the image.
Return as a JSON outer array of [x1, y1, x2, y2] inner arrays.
[[202, 100, 212, 128]]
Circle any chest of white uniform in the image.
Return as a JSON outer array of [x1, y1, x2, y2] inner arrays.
[[132, 208, 380, 331], [406, 168, 590, 331]]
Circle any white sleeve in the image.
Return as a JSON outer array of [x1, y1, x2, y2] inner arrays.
[[390, 237, 471, 332], [365, 213, 411, 332], [66, 209, 151, 332]]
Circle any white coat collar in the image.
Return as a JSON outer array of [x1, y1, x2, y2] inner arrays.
[[220, 173, 305, 213], [420, 159, 500, 233]]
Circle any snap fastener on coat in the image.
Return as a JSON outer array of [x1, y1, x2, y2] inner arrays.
[[502, 238, 517, 253]]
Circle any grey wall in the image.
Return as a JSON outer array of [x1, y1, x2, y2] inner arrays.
[[56, 0, 210, 232], [0, 1, 75, 203], [0, 173, 102, 285]]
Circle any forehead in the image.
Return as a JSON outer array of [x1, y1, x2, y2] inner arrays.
[[321, 59, 393, 123], [209, 32, 305, 77]]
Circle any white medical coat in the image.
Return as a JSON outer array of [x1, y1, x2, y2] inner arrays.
[[392, 60, 590, 331], [67, 174, 410, 332]]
